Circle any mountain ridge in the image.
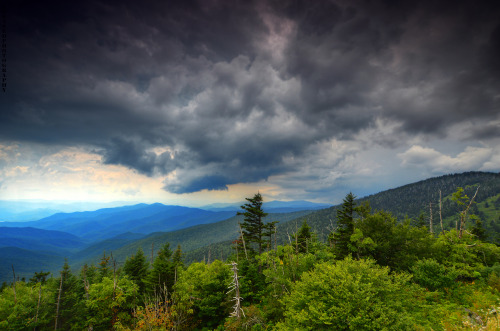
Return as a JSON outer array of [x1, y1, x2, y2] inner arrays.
[[2, 171, 500, 283]]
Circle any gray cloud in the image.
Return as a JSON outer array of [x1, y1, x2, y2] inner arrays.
[[2, 0, 499, 193]]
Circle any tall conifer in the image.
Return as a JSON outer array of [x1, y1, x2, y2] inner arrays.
[[237, 193, 271, 255], [332, 192, 357, 259]]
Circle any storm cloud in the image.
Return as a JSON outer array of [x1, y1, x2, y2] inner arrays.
[[2, 0, 499, 194]]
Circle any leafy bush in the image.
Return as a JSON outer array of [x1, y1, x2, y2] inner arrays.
[[277, 257, 421, 330], [412, 258, 458, 291]]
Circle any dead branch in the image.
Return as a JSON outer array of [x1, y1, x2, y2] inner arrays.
[[459, 186, 480, 239]]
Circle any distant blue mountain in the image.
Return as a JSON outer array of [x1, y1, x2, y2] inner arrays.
[[0, 200, 136, 222], [264, 200, 332, 212], [201, 200, 331, 213], [1, 204, 235, 241], [0, 227, 88, 253], [0, 247, 66, 282], [0, 200, 330, 282]]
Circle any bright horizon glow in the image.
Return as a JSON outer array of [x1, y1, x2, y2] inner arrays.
[[1, 141, 499, 207]]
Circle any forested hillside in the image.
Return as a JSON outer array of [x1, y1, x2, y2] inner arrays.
[[359, 172, 500, 220], [184, 172, 500, 262], [280, 171, 500, 243], [1, 172, 499, 330], [1, 185, 499, 330], [75, 210, 314, 269]]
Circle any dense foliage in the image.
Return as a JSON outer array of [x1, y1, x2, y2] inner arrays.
[[1, 187, 500, 330]]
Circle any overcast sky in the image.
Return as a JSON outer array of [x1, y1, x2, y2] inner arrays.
[[1, 0, 499, 206]]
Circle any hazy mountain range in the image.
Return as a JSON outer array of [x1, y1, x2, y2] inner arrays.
[[1, 171, 499, 283]]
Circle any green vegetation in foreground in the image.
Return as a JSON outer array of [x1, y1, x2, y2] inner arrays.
[[1, 188, 500, 330]]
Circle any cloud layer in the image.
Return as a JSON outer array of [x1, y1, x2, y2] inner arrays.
[[2, 0, 499, 195]]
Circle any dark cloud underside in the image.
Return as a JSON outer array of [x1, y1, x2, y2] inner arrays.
[[2, 0, 499, 193]]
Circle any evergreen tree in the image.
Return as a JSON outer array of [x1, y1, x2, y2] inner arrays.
[[173, 244, 184, 268], [415, 212, 427, 228], [237, 193, 271, 255], [98, 252, 112, 281], [332, 192, 357, 259], [29, 271, 51, 285], [470, 215, 487, 241], [123, 247, 149, 294], [173, 244, 184, 284], [55, 260, 82, 329], [146, 243, 175, 296], [231, 236, 247, 261], [294, 220, 312, 253]]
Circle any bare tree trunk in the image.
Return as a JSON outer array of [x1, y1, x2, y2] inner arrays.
[[34, 282, 42, 330], [11, 265, 16, 304], [429, 202, 434, 234], [151, 242, 154, 266], [111, 253, 117, 297], [228, 262, 244, 319], [439, 190, 444, 234], [459, 186, 480, 239], [81, 267, 93, 331], [54, 272, 63, 330], [238, 223, 248, 259], [82, 266, 90, 301], [295, 222, 299, 255], [258, 216, 263, 255], [274, 225, 277, 252]]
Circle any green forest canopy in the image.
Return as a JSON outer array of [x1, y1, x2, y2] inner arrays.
[[1, 181, 500, 330]]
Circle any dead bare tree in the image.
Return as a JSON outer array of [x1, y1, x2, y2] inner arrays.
[[458, 186, 480, 239], [111, 253, 117, 298], [11, 265, 16, 304], [81, 266, 93, 331], [429, 202, 434, 234], [227, 262, 244, 319], [439, 190, 444, 234], [34, 282, 42, 329], [151, 242, 155, 266], [274, 225, 277, 252], [54, 272, 63, 330], [238, 223, 248, 259]]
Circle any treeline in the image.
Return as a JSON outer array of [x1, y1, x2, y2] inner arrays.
[[1, 189, 500, 330]]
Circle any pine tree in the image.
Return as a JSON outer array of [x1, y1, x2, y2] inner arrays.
[[172, 244, 183, 284], [55, 260, 81, 329], [172, 244, 183, 268], [124, 247, 149, 294], [237, 193, 270, 255], [98, 252, 111, 281], [332, 192, 357, 259], [29, 271, 51, 285], [146, 243, 175, 296], [470, 215, 487, 241], [294, 220, 312, 253]]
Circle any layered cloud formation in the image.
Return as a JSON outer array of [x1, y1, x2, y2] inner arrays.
[[1, 0, 499, 201]]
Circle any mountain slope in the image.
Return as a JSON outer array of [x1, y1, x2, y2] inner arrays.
[[278, 171, 500, 243], [183, 172, 500, 262], [358, 172, 500, 220], [0, 227, 87, 253], [0, 247, 66, 283], [77, 210, 314, 267], [3, 171, 499, 283], [200, 200, 331, 212]]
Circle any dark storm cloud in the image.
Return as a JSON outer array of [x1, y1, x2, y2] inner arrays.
[[2, 0, 499, 193]]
